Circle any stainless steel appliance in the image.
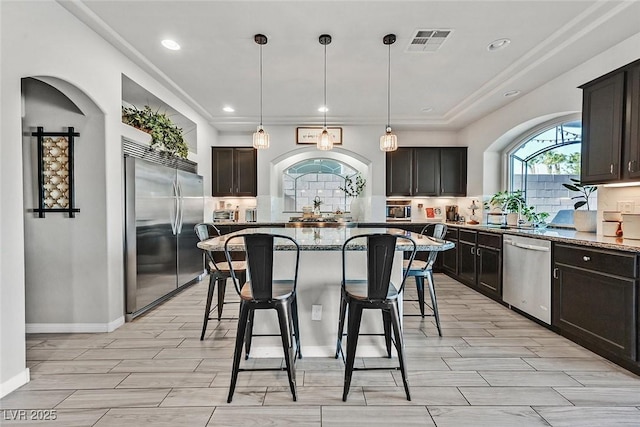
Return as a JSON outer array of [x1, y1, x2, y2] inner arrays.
[[386, 201, 411, 220], [124, 156, 204, 320], [213, 209, 235, 222], [245, 207, 257, 222], [503, 235, 551, 324]]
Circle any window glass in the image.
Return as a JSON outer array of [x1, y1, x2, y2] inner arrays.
[[283, 159, 358, 213], [509, 120, 595, 226]]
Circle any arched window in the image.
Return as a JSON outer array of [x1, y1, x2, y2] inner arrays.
[[509, 120, 595, 225], [283, 158, 357, 213]]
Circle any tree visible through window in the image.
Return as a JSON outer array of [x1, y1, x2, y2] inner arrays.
[[509, 120, 595, 226]]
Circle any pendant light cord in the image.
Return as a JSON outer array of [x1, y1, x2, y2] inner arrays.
[[386, 42, 391, 129], [259, 43, 263, 127], [323, 43, 327, 128]]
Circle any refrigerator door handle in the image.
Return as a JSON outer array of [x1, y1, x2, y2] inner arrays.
[[177, 182, 184, 234], [171, 180, 179, 235]]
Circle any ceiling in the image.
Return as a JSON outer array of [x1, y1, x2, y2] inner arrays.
[[61, 0, 640, 132]]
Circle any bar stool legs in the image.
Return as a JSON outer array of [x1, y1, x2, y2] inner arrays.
[[342, 303, 363, 402], [200, 275, 226, 341], [426, 271, 442, 337]]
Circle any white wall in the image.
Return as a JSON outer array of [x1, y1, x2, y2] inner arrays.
[[459, 30, 640, 197], [0, 0, 217, 397]]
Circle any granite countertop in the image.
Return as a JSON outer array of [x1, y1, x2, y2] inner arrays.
[[211, 220, 640, 253], [197, 226, 455, 252]]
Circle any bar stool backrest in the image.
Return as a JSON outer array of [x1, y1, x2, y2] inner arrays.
[[420, 223, 448, 270], [225, 233, 300, 301], [342, 233, 417, 300]]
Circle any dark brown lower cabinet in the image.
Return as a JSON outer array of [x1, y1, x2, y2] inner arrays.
[[453, 229, 502, 301], [553, 243, 638, 369], [441, 227, 458, 275]]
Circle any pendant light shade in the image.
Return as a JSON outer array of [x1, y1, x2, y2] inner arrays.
[[252, 34, 269, 149], [380, 34, 398, 152], [317, 34, 334, 151]]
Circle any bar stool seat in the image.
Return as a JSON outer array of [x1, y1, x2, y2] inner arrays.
[[343, 280, 399, 300], [195, 223, 246, 341], [402, 223, 447, 337], [240, 280, 294, 300]]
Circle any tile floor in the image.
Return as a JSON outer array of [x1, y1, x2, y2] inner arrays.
[[2, 274, 640, 426]]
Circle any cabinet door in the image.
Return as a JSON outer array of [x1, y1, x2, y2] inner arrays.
[[625, 64, 640, 179], [413, 148, 439, 196], [440, 148, 467, 196], [458, 240, 476, 286], [386, 148, 413, 196], [212, 148, 234, 196], [234, 148, 257, 196], [553, 263, 636, 360], [477, 247, 502, 298], [442, 228, 458, 275], [581, 72, 625, 183]]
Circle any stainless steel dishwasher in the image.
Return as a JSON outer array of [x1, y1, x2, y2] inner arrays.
[[503, 234, 551, 324]]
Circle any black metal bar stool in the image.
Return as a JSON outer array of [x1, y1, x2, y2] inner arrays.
[[224, 232, 302, 403], [194, 223, 246, 340], [403, 223, 447, 336], [335, 232, 417, 401]]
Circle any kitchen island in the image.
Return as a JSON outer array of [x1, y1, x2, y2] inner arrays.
[[198, 226, 453, 357]]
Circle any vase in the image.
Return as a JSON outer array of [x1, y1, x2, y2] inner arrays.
[[506, 212, 519, 227], [349, 197, 363, 222], [573, 210, 597, 232]]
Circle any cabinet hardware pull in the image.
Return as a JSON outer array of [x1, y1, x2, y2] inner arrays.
[[582, 256, 590, 262], [610, 163, 614, 174], [629, 161, 633, 172], [476, 248, 481, 257], [471, 247, 475, 255], [553, 268, 558, 279]]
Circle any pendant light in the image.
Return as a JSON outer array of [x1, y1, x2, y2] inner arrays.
[[252, 34, 269, 149], [380, 33, 398, 152], [317, 34, 334, 151]]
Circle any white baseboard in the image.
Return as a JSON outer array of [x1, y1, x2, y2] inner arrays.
[[26, 316, 125, 334], [0, 368, 30, 399]]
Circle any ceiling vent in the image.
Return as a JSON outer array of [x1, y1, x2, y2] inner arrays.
[[406, 29, 452, 52]]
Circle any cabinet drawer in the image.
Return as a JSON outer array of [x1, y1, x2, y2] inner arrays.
[[445, 227, 458, 241], [554, 244, 637, 278], [478, 232, 501, 249], [459, 229, 476, 244]]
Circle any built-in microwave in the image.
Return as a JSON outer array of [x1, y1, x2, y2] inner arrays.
[[386, 201, 411, 220]]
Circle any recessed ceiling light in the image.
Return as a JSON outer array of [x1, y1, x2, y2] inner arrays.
[[161, 39, 181, 50], [223, 106, 235, 112], [318, 106, 329, 113], [421, 107, 434, 113], [504, 90, 520, 97], [487, 38, 511, 51]]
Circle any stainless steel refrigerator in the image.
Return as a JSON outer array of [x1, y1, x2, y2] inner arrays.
[[124, 156, 204, 320]]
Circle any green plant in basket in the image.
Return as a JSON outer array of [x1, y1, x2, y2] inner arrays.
[[339, 173, 366, 197], [122, 105, 189, 159]]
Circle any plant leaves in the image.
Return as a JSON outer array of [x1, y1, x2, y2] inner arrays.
[[574, 200, 587, 210]]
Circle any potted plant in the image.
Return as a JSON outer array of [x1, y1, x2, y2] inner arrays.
[[339, 172, 366, 221], [486, 190, 526, 226], [122, 105, 189, 159], [562, 178, 597, 232]]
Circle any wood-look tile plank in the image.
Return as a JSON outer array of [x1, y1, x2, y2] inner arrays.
[[76, 349, 161, 360], [160, 387, 265, 406], [116, 372, 214, 389], [30, 360, 120, 375], [0, 390, 73, 409], [428, 406, 549, 426], [534, 406, 640, 427], [110, 358, 202, 373], [363, 386, 468, 406], [453, 346, 537, 358], [210, 371, 295, 388], [20, 374, 128, 391], [26, 349, 87, 361], [527, 346, 602, 358], [94, 407, 213, 427], [208, 406, 320, 426], [554, 387, 640, 406], [303, 370, 395, 387], [523, 357, 618, 371], [568, 371, 640, 386], [479, 371, 582, 386], [458, 386, 571, 405], [57, 388, 171, 409], [444, 357, 534, 371], [28, 339, 115, 349], [322, 406, 434, 427], [264, 386, 365, 406], [393, 370, 488, 387]]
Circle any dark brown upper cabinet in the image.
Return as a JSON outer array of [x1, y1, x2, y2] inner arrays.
[[386, 147, 466, 197], [581, 58, 640, 184], [211, 147, 257, 197]]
